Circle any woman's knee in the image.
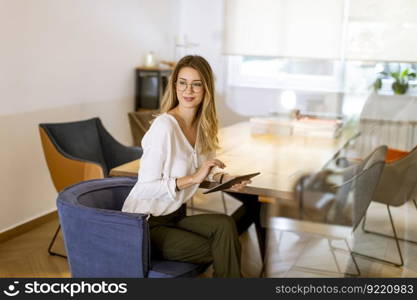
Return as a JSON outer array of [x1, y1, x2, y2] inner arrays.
[[211, 214, 238, 234]]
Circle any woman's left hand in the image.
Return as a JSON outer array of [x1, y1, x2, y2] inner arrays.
[[221, 174, 251, 192]]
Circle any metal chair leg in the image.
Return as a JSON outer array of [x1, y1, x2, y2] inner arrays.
[[362, 200, 417, 244], [344, 239, 361, 276], [387, 205, 405, 267], [290, 237, 360, 277], [48, 224, 67, 259], [354, 205, 404, 267], [327, 239, 342, 274], [327, 239, 361, 276]]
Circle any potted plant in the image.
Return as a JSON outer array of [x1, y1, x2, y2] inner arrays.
[[374, 69, 416, 94], [390, 68, 416, 94]]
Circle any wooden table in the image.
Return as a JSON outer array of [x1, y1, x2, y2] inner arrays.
[[110, 121, 349, 204]]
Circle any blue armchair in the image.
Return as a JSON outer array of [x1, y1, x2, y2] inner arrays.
[[57, 177, 208, 278]]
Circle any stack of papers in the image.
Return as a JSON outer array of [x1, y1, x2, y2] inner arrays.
[[250, 117, 342, 138], [250, 117, 293, 136], [293, 117, 342, 138]]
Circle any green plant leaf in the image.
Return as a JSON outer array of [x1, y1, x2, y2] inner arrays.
[[401, 68, 409, 78], [373, 78, 382, 91], [391, 72, 400, 80]]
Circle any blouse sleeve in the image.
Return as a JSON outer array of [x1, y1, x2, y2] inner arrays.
[[135, 118, 178, 202]]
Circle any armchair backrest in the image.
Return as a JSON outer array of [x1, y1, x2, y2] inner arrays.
[[57, 177, 150, 278], [373, 145, 417, 206], [39, 117, 142, 192], [331, 145, 386, 229], [95, 118, 143, 171], [298, 145, 387, 230], [40, 118, 108, 174]]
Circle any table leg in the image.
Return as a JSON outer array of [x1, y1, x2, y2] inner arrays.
[[226, 192, 266, 274]]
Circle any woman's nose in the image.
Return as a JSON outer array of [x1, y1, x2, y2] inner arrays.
[[186, 84, 194, 92], [185, 84, 194, 93]]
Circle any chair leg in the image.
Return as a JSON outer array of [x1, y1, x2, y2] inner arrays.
[[48, 224, 67, 259], [345, 240, 361, 276], [362, 200, 417, 244], [328, 239, 361, 277], [279, 231, 360, 277], [353, 205, 404, 267], [327, 239, 342, 274]]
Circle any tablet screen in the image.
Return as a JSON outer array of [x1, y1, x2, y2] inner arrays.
[[202, 172, 260, 194]]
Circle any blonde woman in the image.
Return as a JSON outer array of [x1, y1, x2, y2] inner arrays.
[[122, 55, 251, 278]]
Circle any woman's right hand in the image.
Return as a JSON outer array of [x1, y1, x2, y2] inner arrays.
[[192, 159, 226, 184]]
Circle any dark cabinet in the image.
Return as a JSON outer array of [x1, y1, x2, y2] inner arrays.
[[135, 67, 172, 111]]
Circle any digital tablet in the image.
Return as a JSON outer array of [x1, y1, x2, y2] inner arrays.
[[202, 172, 261, 194]]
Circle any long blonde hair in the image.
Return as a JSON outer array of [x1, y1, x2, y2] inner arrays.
[[160, 55, 220, 154]]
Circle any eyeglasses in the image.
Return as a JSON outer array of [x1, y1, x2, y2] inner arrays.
[[176, 80, 204, 93]]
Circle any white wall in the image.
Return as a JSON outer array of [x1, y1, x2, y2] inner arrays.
[[0, 0, 177, 232], [175, 0, 248, 126]]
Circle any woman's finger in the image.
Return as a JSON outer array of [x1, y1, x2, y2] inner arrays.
[[212, 159, 226, 168], [233, 180, 251, 187], [231, 183, 245, 191]]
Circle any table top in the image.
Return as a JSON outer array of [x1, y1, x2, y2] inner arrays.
[[110, 122, 350, 203]]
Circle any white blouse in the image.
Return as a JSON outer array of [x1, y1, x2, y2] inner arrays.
[[122, 113, 214, 216]]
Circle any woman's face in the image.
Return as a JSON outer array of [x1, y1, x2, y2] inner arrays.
[[175, 67, 204, 109]]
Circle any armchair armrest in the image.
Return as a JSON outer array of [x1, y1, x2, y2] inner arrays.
[[96, 120, 143, 171], [57, 201, 150, 278]]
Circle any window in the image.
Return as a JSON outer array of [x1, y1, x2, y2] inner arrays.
[[227, 56, 344, 93]]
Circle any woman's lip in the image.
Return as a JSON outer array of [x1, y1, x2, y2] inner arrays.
[[183, 97, 195, 102]]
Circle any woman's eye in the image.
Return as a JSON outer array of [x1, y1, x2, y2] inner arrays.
[[192, 82, 203, 87]]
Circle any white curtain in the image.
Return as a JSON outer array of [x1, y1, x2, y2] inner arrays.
[[346, 0, 417, 62], [224, 0, 417, 62], [224, 0, 345, 59]]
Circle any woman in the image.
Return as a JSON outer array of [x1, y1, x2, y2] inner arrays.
[[122, 55, 251, 278]]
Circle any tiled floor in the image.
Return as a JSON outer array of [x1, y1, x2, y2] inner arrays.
[[2, 190, 415, 278], [193, 190, 417, 278]]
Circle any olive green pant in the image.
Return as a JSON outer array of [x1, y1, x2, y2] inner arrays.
[[149, 205, 242, 278]]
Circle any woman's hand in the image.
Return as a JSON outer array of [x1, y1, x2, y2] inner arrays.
[[221, 174, 252, 192], [192, 159, 226, 184]]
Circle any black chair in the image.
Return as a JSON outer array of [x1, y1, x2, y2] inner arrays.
[[39, 117, 142, 258]]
